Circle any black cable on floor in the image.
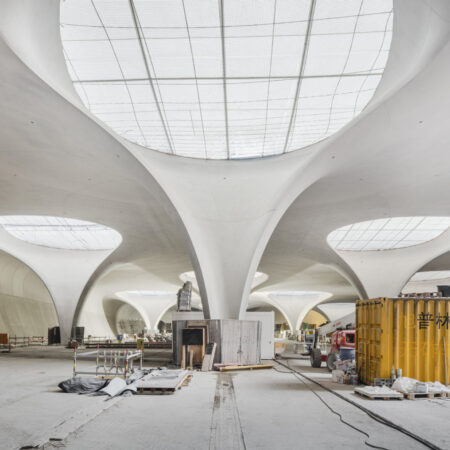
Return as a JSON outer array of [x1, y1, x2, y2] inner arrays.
[[274, 359, 442, 450], [273, 364, 388, 450]]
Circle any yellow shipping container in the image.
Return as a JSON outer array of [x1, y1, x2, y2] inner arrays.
[[356, 297, 450, 385]]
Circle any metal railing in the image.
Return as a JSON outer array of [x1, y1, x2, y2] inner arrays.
[[1, 335, 47, 349], [73, 345, 144, 379]]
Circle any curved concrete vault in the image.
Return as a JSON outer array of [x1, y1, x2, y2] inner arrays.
[[0, 0, 450, 341], [0, 248, 58, 337]]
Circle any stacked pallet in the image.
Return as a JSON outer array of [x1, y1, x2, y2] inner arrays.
[[397, 390, 450, 400]]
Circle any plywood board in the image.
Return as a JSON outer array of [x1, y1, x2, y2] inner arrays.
[[245, 312, 274, 359], [202, 342, 217, 371], [136, 370, 189, 390]]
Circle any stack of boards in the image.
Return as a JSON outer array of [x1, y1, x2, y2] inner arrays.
[[135, 370, 192, 395]]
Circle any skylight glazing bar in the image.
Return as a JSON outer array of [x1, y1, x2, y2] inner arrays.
[[63, 28, 394, 43], [73, 72, 383, 84], [218, 0, 230, 159], [90, 0, 147, 146], [352, 10, 393, 116], [181, 0, 208, 158], [128, 0, 175, 154], [61, 10, 393, 31], [322, 0, 364, 138], [261, 0, 277, 157], [282, 0, 316, 154]]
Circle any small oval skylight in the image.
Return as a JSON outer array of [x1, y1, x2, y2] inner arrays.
[[328, 217, 450, 251], [0, 216, 122, 250], [409, 271, 450, 282]]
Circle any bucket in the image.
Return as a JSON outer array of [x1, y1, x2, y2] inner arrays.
[[339, 347, 355, 361]]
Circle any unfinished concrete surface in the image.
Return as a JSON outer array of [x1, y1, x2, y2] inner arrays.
[[1, 348, 449, 450], [1, 1, 450, 449]]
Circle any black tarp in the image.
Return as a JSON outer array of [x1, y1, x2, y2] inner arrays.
[[58, 377, 108, 394]]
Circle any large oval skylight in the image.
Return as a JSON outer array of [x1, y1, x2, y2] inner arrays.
[[60, 0, 393, 159], [328, 217, 450, 251], [0, 216, 122, 250]]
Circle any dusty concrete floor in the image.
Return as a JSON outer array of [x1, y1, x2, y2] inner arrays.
[[1, 347, 450, 450]]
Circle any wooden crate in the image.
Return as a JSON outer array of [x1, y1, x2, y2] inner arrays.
[[173, 319, 261, 367]]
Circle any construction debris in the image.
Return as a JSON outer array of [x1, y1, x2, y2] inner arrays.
[[392, 377, 450, 399], [354, 377, 450, 400], [59, 368, 192, 397], [331, 360, 358, 385], [98, 377, 137, 397], [58, 377, 108, 394], [355, 386, 404, 400]]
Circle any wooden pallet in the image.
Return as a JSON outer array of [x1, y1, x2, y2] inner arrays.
[[136, 371, 191, 395], [401, 391, 449, 400], [354, 387, 403, 401]]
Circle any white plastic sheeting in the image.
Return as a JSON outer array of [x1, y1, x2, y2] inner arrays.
[[60, 0, 393, 159], [0, 216, 122, 250], [328, 217, 450, 251]]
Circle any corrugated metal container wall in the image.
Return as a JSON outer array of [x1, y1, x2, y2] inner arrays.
[[356, 298, 450, 385]]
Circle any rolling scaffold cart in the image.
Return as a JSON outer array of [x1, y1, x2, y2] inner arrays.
[[72, 345, 144, 380]]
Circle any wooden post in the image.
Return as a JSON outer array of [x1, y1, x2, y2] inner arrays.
[[73, 346, 77, 377], [189, 348, 194, 370], [181, 345, 186, 369]]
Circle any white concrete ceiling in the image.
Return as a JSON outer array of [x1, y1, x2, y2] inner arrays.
[[0, 0, 450, 338]]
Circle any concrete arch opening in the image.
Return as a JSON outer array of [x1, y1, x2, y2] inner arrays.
[[0, 249, 58, 338], [102, 298, 149, 337]]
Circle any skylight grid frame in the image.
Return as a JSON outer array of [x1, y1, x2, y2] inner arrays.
[[61, 0, 393, 159], [129, 0, 177, 154], [410, 271, 450, 282], [328, 217, 450, 252], [89, 0, 148, 147], [0, 216, 122, 251]]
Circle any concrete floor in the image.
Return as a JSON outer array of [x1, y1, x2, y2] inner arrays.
[[1, 347, 450, 450]]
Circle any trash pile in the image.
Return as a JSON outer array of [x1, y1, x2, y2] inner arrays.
[[331, 359, 358, 385], [354, 377, 450, 400], [58, 368, 155, 397], [392, 377, 450, 395], [58, 368, 191, 398]]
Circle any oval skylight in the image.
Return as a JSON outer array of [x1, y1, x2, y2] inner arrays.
[[60, 0, 393, 159], [409, 271, 450, 282], [0, 216, 122, 250], [328, 217, 450, 251]]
